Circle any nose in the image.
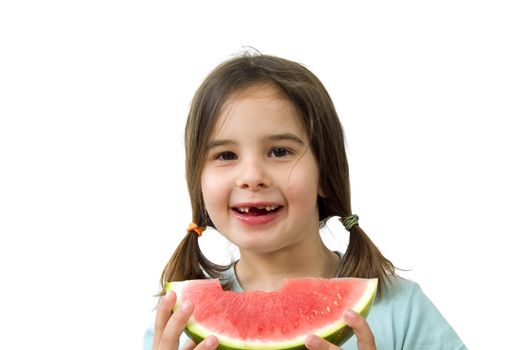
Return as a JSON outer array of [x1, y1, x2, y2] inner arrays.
[[236, 158, 270, 191]]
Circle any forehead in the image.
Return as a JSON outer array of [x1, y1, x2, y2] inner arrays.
[[211, 84, 307, 139]]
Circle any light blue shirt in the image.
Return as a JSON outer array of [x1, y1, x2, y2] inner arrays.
[[144, 264, 466, 349]]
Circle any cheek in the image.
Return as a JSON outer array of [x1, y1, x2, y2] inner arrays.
[[289, 181, 319, 206], [285, 163, 321, 209], [201, 170, 227, 216]]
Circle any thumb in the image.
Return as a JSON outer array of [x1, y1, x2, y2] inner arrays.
[[344, 310, 376, 350]]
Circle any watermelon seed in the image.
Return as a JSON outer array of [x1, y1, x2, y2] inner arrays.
[[337, 293, 342, 300], [333, 301, 339, 306], [326, 306, 331, 312]]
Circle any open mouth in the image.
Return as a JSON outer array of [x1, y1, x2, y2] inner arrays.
[[232, 205, 283, 216]]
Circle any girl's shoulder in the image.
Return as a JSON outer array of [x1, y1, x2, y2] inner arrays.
[[366, 275, 467, 350], [379, 274, 420, 303], [373, 275, 441, 325]]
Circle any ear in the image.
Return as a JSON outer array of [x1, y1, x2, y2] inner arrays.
[[318, 182, 326, 198]]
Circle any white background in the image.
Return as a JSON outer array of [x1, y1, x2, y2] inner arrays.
[[1, 1, 522, 349]]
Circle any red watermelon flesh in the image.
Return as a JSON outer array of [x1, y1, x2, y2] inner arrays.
[[168, 277, 377, 349]]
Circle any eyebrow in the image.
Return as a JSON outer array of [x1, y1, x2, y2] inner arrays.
[[206, 133, 305, 150], [206, 139, 236, 150], [267, 133, 305, 144]]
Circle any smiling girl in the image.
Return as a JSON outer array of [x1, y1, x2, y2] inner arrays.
[[201, 84, 332, 284], [146, 54, 466, 350]]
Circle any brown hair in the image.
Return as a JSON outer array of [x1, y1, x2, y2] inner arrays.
[[160, 53, 396, 296]]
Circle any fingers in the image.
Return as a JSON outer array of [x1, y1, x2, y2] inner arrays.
[[343, 310, 376, 350], [159, 299, 194, 348], [194, 335, 219, 350], [305, 334, 339, 350], [180, 335, 219, 350], [179, 336, 220, 350], [153, 291, 177, 347], [153, 292, 219, 350], [304, 309, 376, 350], [305, 310, 376, 350], [180, 339, 197, 350]]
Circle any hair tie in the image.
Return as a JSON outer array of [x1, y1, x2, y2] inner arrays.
[[340, 215, 359, 230], [187, 223, 205, 237]]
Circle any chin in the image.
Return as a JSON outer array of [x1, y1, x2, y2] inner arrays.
[[236, 239, 289, 255]]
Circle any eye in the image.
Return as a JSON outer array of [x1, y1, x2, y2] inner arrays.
[[217, 151, 237, 161], [270, 147, 290, 158]]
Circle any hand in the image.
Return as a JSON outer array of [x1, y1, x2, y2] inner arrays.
[[305, 309, 376, 350], [152, 291, 219, 350]]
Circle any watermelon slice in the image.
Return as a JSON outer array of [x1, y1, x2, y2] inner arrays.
[[167, 277, 377, 350]]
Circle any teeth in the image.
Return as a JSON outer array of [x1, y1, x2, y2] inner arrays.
[[237, 205, 279, 212], [256, 205, 278, 211]]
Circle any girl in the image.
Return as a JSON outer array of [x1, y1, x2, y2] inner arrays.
[[145, 54, 466, 350]]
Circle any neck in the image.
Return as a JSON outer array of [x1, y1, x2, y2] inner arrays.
[[235, 240, 340, 292]]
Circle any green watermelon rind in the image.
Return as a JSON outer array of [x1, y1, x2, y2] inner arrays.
[[167, 278, 378, 350]]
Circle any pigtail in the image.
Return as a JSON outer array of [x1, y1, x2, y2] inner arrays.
[[336, 217, 396, 298], [159, 228, 230, 295]]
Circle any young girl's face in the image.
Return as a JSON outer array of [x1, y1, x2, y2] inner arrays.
[[201, 84, 323, 254]]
